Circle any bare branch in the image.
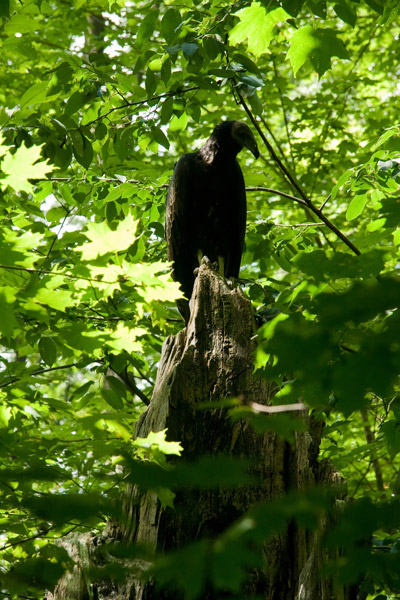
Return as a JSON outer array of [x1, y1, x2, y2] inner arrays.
[[0, 264, 122, 284], [250, 401, 307, 413], [273, 222, 325, 228], [86, 86, 200, 126], [0, 363, 80, 389], [246, 186, 307, 206]]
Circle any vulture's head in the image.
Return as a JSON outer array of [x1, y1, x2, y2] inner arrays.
[[231, 121, 260, 159], [202, 121, 259, 163]]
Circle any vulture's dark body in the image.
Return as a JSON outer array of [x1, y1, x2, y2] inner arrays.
[[166, 121, 258, 321], [166, 152, 246, 296]]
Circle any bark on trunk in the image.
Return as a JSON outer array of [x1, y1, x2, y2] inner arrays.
[[49, 263, 351, 600]]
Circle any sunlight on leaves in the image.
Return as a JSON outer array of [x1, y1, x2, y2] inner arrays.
[[1, 143, 52, 194], [77, 216, 139, 259], [230, 4, 290, 57], [287, 25, 349, 76]]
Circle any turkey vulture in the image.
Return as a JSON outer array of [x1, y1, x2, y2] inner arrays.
[[166, 120, 259, 322]]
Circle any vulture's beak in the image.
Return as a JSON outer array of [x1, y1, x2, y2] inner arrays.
[[245, 137, 259, 159]]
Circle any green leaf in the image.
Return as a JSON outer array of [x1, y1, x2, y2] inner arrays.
[[0, 405, 12, 427], [0, 0, 10, 17], [161, 58, 171, 84], [287, 26, 349, 77], [1, 144, 52, 194], [136, 11, 158, 47], [148, 58, 163, 72], [145, 68, 157, 97], [134, 430, 183, 456], [70, 130, 93, 169], [46, 206, 67, 222], [95, 121, 107, 140], [71, 381, 94, 401], [35, 287, 74, 311], [76, 215, 139, 259], [2, 557, 66, 592], [151, 126, 170, 149], [203, 37, 224, 59], [65, 90, 85, 115], [282, 0, 306, 16], [308, 0, 327, 18], [4, 13, 40, 33], [181, 42, 198, 57], [23, 492, 113, 524], [364, 0, 383, 14], [239, 73, 264, 88], [106, 323, 145, 354], [101, 387, 124, 410], [247, 91, 264, 116], [346, 192, 368, 220], [294, 249, 384, 280], [375, 127, 399, 148], [157, 487, 176, 509], [160, 97, 174, 124], [161, 8, 182, 45], [230, 4, 290, 57], [0, 291, 17, 337], [169, 112, 188, 132], [379, 421, 400, 457], [233, 52, 262, 75], [38, 337, 57, 367], [20, 82, 49, 107], [105, 375, 127, 399], [334, 2, 357, 27]]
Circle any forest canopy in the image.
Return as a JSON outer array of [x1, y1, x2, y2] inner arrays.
[[1, 0, 400, 598]]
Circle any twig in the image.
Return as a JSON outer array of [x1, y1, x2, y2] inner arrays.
[[246, 186, 307, 206], [0, 525, 54, 551], [0, 363, 80, 389], [319, 193, 331, 212], [108, 366, 150, 406], [304, 201, 361, 256], [86, 86, 200, 126], [273, 222, 325, 228], [0, 264, 122, 284], [0, 523, 80, 552], [250, 401, 307, 413]]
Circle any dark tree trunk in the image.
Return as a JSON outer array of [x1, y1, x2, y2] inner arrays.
[[49, 264, 351, 600]]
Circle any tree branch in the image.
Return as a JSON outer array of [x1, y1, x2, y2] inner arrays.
[[272, 222, 325, 228], [0, 363, 80, 389], [0, 264, 122, 284], [108, 366, 150, 406], [238, 93, 361, 257], [86, 86, 200, 126], [246, 186, 307, 206]]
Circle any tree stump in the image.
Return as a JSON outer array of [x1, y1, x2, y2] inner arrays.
[[49, 264, 350, 600]]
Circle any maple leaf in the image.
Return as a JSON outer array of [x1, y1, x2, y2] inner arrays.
[[1, 143, 53, 194]]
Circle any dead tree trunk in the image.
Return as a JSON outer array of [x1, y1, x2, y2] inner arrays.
[[49, 264, 350, 600]]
